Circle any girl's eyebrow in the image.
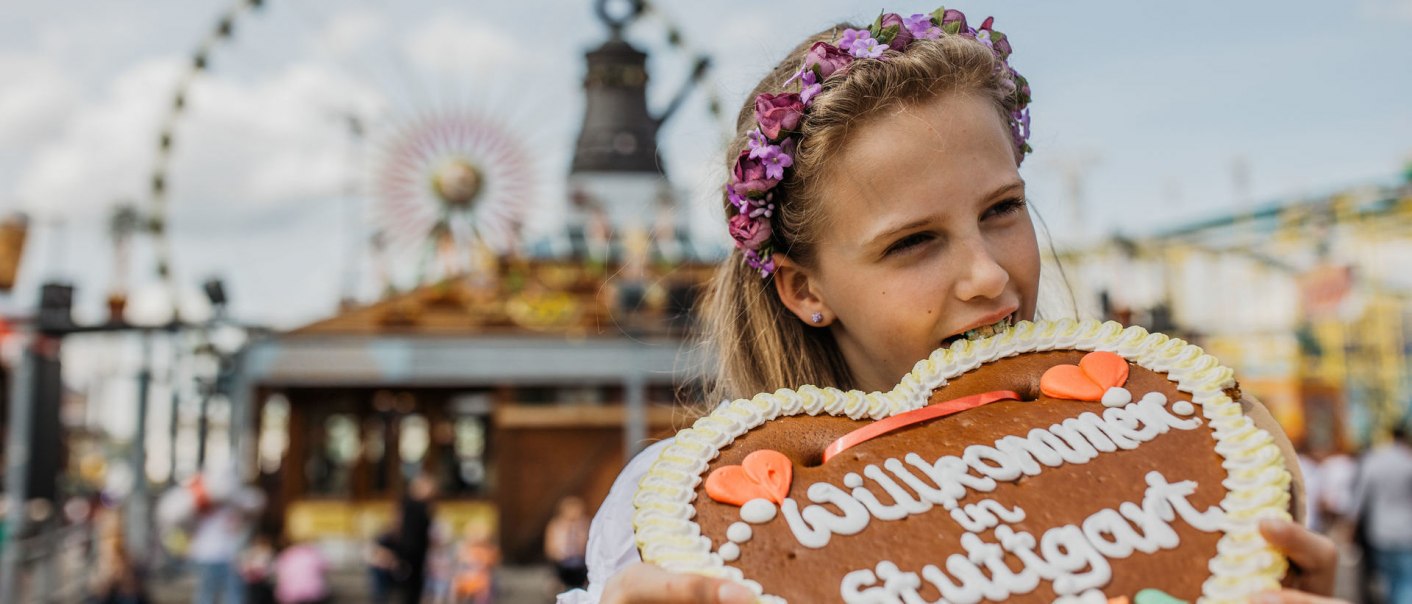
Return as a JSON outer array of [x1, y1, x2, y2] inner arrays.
[[862, 179, 1027, 247]]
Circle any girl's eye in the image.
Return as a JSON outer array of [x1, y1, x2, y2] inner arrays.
[[984, 198, 1028, 219], [884, 232, 933, 256]]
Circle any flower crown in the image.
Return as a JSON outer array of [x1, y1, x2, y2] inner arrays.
[[726, 6, 1033, 278]]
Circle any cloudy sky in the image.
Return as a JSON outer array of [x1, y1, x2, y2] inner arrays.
[[4, 0, 1411, 330]]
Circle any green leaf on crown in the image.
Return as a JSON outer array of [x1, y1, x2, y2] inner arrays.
[[877, 24, 900, 45]]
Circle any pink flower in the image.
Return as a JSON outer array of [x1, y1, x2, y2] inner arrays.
[[731, 149, 778, 197], [728, 212, 772, 250], [755, 92, 805, 140], [803, 42, 852, 80], [991, 31, 1012, 58], [879, 13, 913, 50], [940, 9, 968, 34]]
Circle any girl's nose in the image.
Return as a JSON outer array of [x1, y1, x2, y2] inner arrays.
[[954, 239, 1009, 302]]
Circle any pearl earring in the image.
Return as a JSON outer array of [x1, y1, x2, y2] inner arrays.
[[810, 312, 823, 324]]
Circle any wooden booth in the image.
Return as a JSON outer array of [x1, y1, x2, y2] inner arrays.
[[236, 261, 715, 563]]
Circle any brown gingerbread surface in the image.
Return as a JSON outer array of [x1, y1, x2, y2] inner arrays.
[[689, 351, 1235, 602]]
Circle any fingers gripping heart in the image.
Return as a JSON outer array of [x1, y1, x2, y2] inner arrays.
[[704, 450, 792, 507], [1040, 351, 1130, 402]]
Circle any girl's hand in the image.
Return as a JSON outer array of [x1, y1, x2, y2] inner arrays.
[[602, 563, 755, 604], [1253, 518, 1344, 603]]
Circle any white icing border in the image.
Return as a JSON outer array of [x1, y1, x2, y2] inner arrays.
[[632, 320, 1292, 604]]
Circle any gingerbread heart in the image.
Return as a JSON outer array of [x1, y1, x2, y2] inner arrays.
[[633, 320, 1292, 604], [704, 449, 792, 506], [1040, 350, 1130, 401]]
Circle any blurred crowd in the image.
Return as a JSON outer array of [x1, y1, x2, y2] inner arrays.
[[1299, 425, 1412, 604], [72, 469, 599, 604]]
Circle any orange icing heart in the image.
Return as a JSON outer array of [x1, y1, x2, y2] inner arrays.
[[1039, 351, 1130, 402], [1081, 350, 1129, 390], [704, 449, 793, 506]]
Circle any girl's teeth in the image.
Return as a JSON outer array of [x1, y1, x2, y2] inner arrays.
[[963, 316, 1012, 340]]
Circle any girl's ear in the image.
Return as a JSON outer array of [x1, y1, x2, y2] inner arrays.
[[772, 253, 832, 326]]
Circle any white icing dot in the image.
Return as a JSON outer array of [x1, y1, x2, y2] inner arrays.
[[740, 499, 777, 523], [1101, 387, 1132, 407], [1172, 400, 1196, 416], [718, 542, 740, 561], [1140, 391, 1168, 406], [843, 472, 863, 488], [727, 522, 753, 543]]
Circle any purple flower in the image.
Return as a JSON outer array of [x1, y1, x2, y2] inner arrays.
[[757, 145, 793, 180], [726, 185, 750, 213], [904, 14, 942, 40], [731, 149, 778, 197], [837, 28, 866, 50], [976, 29, 993, 49], [800, 70, 822, 105], [804, 42, 852, 79], [848, 31, 888, 58], [746, 129, 770, 159], [755, 92, 805, 140], [878, 13, 913, 49], [743, 248, 776, 277], [729, 212, 772, 250]]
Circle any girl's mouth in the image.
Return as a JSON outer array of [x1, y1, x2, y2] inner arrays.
[[941, 313, 1015, 348]]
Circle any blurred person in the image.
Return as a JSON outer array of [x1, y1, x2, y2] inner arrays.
[[272, 538, 330, 604], [453, 521, 500, 604], [87, 510, 149, 604], [426, 521, 456, 604], [1320, 447, 1360, 524], [367, 517, 404, 603], [399, 474, 438, 604], [1352, 424, 1412, 604], [544, 497, 589, 590], [183, 463, 267, 604], [239, 533, 277, 604]]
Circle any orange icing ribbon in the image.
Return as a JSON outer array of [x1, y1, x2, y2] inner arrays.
[[821, 390, 1022, 464], [704, 449, 793, 507], [1039, 351, 1129, 401]]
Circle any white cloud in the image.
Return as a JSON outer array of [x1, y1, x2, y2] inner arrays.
[[15, 57, 180, 217], [401, 12, 551, 82], [0, 54, 77, 146], [169, 62, 384, 209], [14, 56, 387, 219], [311, 7, 387, 60]]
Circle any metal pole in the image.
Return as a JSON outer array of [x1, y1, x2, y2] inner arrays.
[[0, 333, 36, 602], [196, 388, 209, 471], [227, 348, 253, 479], [169, 376, 180, 483], [125, 333, 153, 562]]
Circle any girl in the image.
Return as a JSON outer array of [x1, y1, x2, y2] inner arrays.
[[560, 7, 1340, 604]]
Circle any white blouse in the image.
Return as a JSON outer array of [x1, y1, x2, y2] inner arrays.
[[556, 438, 675, 603]]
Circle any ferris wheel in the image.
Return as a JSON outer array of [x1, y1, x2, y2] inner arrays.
[[123, 0, 726, 321]]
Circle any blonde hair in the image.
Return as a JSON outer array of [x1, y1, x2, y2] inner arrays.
[[698, 25, 1026, 404]]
